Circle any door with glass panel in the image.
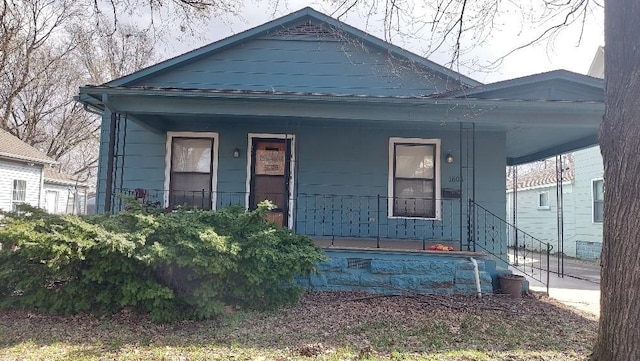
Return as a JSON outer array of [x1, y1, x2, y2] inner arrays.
[[249, 138, 291, 227], [169, 137, 214, 209]]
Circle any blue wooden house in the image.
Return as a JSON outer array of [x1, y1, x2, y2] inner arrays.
[[77, 7, 603, 294]]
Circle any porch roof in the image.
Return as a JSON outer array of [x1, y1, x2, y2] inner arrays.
[[78, 85, 603, 166]]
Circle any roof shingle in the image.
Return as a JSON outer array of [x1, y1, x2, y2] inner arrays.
[[0, 129, 55, 164]]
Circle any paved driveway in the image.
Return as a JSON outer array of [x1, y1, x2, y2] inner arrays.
[[512, 254, 601, 316]]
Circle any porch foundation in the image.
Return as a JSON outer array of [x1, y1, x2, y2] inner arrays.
[[298, 248, 496, 295]]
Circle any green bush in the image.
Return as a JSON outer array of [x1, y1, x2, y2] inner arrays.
[[0, 203, 326, 322]]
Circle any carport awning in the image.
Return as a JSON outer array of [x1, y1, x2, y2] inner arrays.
[[77, 86, 603, 166]]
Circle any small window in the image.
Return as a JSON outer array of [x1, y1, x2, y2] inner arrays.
[[593, 179, 604, 223], [12, 179, 27, 211], [170, 137, 215, 209], [537, 191, 550, 209], [388, 138, 440, 219]]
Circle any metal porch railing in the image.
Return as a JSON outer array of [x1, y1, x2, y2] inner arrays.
[[469, 199, 552, 293], [109, 189, 460, 248]]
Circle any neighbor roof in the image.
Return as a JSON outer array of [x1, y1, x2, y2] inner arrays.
[[44, 168, 88, 187], [506, 160, 574, 191], [104, 7, 481, 89], [0, 129, 56, 165]]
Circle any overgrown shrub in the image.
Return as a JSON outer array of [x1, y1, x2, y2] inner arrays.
[[0, 203, 326, 322]]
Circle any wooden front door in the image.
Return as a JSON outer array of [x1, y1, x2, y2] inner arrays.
[[249, 138, 292, 227]]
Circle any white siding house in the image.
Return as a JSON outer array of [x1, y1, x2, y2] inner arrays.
[[0, 158, 45, 211], [0, 130, 90, 215], [507, 162, 578, 257], [0, 129, 55, 212], [43, 168, 89, 215]]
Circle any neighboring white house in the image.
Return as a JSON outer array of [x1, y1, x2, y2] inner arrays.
[[0, 129, 56, 212], [505, 47, 605, 260], [43, 168, 89, 215], [0, 129, 88, 214]]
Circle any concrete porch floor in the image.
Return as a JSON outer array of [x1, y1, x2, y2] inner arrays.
[[313, 238, 464, 253]]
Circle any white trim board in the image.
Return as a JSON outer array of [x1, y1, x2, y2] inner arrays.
[[387, 137, 441, 220], [164, 131, 220, 209]]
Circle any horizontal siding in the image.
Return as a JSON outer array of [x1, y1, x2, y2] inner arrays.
[[43, 183, 88, 214], [96, 113, 166, 212], [0, 159, 43, 211], [507, 146, 604, 259], [130, 37, 452, 96], [507, 184, 577, 257], [572, 146, 603, 244], [97, 117, 506, 245]]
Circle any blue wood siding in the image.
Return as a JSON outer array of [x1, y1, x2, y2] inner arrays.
[[128, 34, 455, 96], [95, 112, 166, 212], [97, 116, 507, 246]]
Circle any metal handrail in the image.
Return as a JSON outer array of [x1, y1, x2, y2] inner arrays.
[[469, 199, 551, 294]]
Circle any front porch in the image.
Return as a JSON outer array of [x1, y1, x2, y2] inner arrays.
[[113, 188, 468, 248]]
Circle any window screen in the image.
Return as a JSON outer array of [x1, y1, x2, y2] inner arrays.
[[393, 144, 436, 218], [170, 138, 213, 209]]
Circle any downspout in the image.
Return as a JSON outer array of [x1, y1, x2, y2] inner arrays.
[[469, 257, 482, 299]]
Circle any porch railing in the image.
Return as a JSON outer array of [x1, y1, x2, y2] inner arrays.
[[295, 193, 458, 246], [469, 199, 552, 293], [110, 188, 460, 248]]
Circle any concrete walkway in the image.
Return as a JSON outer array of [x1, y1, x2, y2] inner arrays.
[[514, 254, 601, 316]]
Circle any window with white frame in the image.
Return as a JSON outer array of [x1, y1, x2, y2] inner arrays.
[[168, 135, 217, 209], [593, 179, 604, 223], [11, 179, 26, 211], [388, 138, 440, 219], [537, 191, 550, 209]]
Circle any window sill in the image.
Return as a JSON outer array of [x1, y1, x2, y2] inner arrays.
[[537, 206, 550, 210], [388, 215, 441, 221]]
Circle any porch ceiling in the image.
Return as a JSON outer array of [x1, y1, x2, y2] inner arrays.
[[78, 86, 603, 165]]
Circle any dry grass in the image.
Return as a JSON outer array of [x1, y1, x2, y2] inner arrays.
[[0, 292, 597, 360]]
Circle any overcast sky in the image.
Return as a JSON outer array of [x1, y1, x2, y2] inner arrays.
[[163, 1, 604, 84]]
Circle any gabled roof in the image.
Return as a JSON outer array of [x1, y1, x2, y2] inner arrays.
[[506, 158, 574, 191], [105, 7, 480, 88], [44, 168, 89, 187], [0, 129, 56, 165], [440, 69, 604, 101]]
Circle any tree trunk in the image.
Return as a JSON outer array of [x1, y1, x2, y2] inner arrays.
[[591, 0, 640, 359]]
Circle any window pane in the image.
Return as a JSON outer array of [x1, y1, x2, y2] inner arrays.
[[172, 138, 212, 173], [594, 201, 604, 222], [170, 173, 211, 209], [395, 145, 434, 179], [12, 180, 26, 202], [593, 180, 604, 222], [594, 180, 604, 201], [394, 179, 435, 217], [538, 192, 549, 207]]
